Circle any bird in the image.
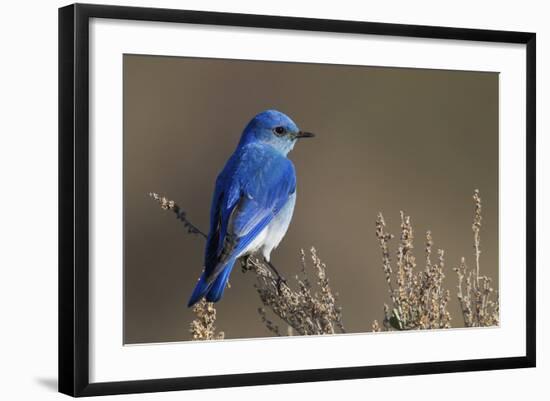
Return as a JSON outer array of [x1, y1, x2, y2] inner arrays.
[[187, 109, 315, 307]]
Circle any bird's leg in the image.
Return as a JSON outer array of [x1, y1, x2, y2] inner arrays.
[[240, 255, 251, 272], [263, 258, 287, 294]]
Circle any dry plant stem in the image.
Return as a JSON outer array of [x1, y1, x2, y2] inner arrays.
[[455, 257, 472, 326], [150, 191, 345, 337], [189, 299, 225, 340], [371, 319, 381, 332], [375, 190, 499, 330], [375, 213, 397, 305], [473, 189, 482, 289], [454, 190, 499, 327], [243, 248, 345, 336], [148, 192, 207, 239], [374, 212, 452, 330]]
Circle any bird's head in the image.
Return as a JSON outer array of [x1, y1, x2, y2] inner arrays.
[[239, 109, 315, 155]]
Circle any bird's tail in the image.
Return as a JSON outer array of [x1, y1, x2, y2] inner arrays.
[[205, 260, 235, 303], [187, 272, 209, 307], [187, 258, 236, 307]]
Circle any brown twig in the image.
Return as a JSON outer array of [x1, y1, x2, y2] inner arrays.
[[148, 192, 207, 238], [453, 190, 499, 327]]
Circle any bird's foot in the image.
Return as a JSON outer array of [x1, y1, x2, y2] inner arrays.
[[261, 257, 287, 295], [240, 256, 250, 272], [274, 275, 287, 295]]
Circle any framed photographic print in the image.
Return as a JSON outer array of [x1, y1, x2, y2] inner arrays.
[[58, 3, 536, 397]]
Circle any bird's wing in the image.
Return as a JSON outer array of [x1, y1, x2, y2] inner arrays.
[[203, 171, 234, 273], [203, 146, 296, 284]]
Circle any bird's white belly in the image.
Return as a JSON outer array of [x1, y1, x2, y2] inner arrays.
[[239, 192, 296, 261]]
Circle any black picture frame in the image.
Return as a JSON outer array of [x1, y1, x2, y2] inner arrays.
[[59, 3, 536, 397]]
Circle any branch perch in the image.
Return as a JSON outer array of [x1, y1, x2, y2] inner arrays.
[[148, 192, 207, 239], [149, 191, 346, 338]]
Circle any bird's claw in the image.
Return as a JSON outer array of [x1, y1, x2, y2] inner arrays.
[[275, 276, 287, 294]]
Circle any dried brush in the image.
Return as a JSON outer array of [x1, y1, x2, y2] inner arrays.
[[189, 299, 225, 340], [374, 212, 452, 331], [243, 248, 345, 336], [453, 190, 499, 327], [149, 192, 345, 339]]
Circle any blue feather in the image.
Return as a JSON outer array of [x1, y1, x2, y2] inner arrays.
[[205, 259, 236, 302], [187, 271, 209, 307]]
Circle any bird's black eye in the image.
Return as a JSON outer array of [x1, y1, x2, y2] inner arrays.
[[273, 126, 285, 136]]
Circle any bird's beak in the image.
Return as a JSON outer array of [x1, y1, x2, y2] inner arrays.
[[295, 131, 315, 139]]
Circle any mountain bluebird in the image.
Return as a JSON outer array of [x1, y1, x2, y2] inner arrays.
[[187, 109, 314, 307]]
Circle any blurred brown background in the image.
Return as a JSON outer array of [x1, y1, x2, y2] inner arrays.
[[123, 54, 498, 344]]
